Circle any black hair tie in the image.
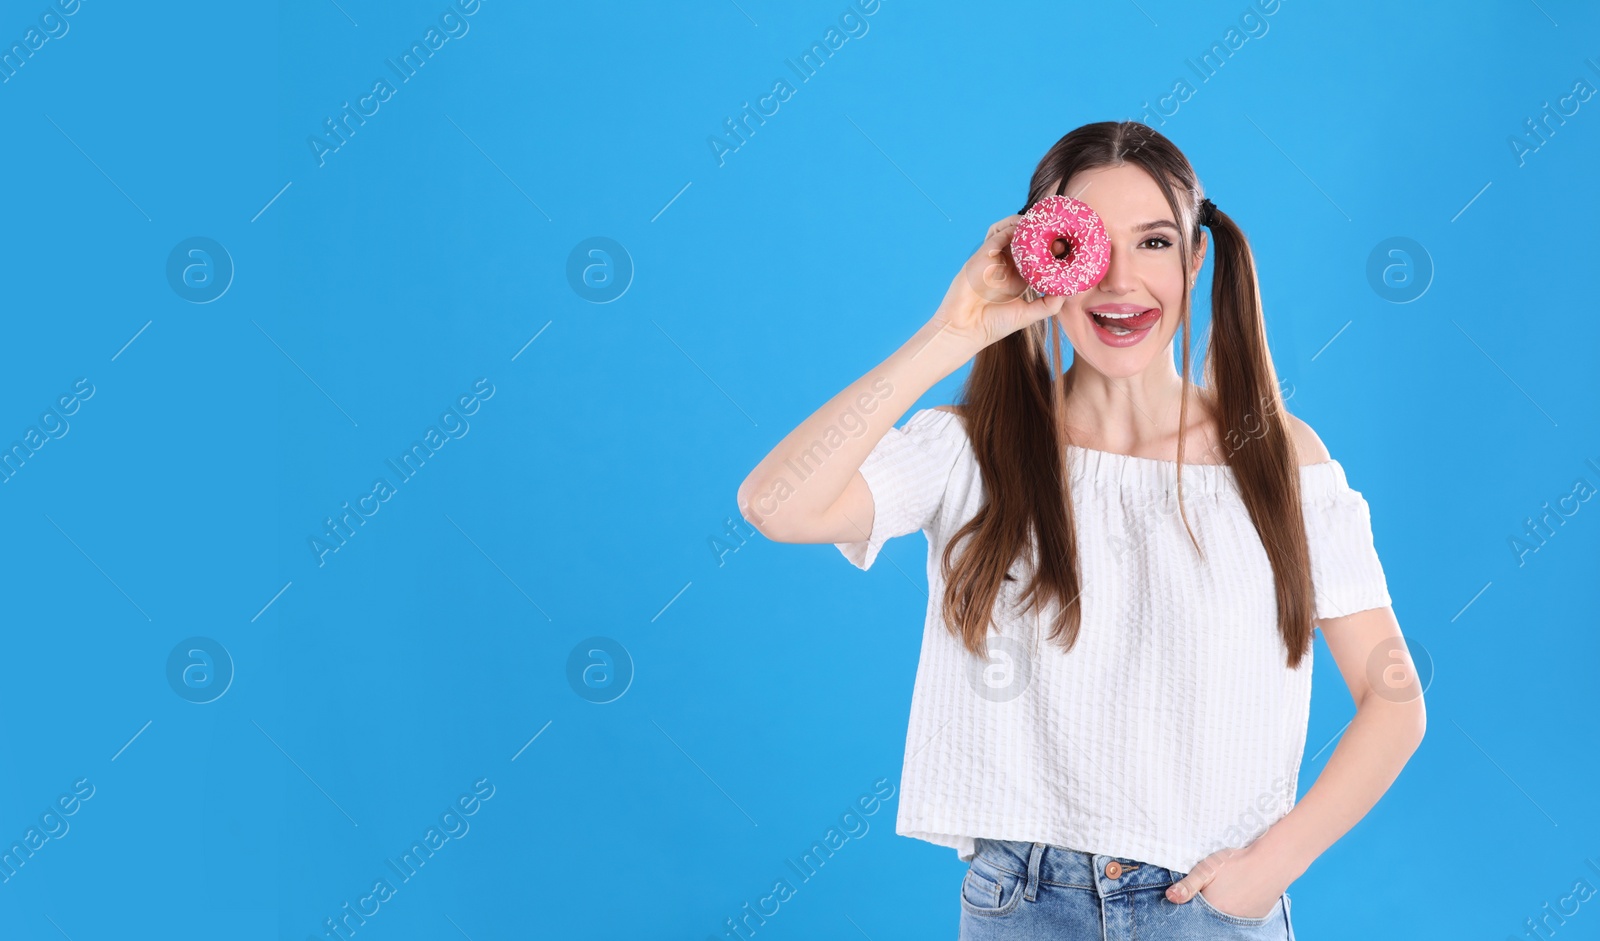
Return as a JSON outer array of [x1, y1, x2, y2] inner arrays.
[[1198, 197, 1218, 228]]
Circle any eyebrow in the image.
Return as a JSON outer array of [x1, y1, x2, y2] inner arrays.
[[1132, 219, 1179, 233]]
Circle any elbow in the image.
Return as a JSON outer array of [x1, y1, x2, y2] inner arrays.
[[737, 470, 819, 544], [735, 476, 780, 542], [734, 479, 760, 533], [1393, 695, 1427, 754], [1357, 689, 1427, 752]]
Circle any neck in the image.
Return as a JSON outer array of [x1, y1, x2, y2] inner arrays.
[[1061, 348, 1192, 452]]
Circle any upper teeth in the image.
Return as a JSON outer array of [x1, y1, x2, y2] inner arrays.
[[1096, 311, 1145, 319]]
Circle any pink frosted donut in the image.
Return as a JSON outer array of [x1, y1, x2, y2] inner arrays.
[[1009, 195, 1111, 296]]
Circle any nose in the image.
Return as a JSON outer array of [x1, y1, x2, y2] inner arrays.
[[1094, 241, 1135, 295]]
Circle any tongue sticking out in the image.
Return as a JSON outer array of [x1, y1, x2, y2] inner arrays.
[[1091, 309, 1160, 334]]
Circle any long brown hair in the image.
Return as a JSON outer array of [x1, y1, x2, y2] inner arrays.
[[941, 120, 1314, 670]]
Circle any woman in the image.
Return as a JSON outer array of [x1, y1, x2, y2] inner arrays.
[[735, 121, 1425, 939]]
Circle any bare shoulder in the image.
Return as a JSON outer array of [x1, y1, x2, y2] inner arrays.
[[1283, 412, 1331, 466]]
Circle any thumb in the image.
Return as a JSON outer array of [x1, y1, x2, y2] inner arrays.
[[1166, 871, 1209, 904]]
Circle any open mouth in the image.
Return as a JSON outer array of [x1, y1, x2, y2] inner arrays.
[[1086, 307, 1161, 346]]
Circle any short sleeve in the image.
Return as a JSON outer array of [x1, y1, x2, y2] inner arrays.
[[1302, 462, 1393, 621], [833, 407, 967, 571]]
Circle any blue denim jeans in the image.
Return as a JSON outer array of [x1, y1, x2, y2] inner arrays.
[[958, 838, 1295, 940]]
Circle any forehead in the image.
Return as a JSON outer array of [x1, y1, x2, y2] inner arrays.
[[1057, 164, 1175, 231]]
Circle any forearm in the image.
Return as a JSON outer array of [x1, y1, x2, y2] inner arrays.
[[736, 317, 977, 536], [1253, 695, 1426, 881]]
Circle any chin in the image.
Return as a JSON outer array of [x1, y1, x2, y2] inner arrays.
[[1058, 315, 1176, 377]]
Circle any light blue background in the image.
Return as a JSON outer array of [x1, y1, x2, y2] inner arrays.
[[1, 1, 1596, 938]]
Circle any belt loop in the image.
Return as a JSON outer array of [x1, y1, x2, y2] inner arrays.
[[1023, 842, 1045, 902]]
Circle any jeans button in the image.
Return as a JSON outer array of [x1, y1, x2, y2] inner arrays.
[[1105, 861, 1122, 879]]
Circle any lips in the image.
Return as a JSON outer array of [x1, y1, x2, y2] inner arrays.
[[1088, 307, 1164, 332]]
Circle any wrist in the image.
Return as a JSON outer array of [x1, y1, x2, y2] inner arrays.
[[1250, 819, 1315, 884], [909, 313, 985, 371]]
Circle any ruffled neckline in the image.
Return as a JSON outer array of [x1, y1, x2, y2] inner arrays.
[[917, 407, 1351, 500], [1064, 443, 1347, 499]]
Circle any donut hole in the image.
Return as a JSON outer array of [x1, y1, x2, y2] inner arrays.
[[1049, 237, 1074, 261]]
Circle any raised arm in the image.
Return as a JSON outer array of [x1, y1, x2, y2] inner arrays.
[[736, 214, 1066, 546]]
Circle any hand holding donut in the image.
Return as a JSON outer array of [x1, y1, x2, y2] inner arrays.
[[934, 215, 1065, 350], [934, 197, 1111, 351]]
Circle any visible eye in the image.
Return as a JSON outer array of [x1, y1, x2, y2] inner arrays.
[[1141, 236, 1174, 250]]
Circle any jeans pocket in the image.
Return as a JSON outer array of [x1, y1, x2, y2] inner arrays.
[[1192, 888, 1283, 927], [959, 854, 1025, 917]]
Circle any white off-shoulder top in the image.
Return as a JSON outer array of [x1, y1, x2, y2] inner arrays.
[[834, 407, 1392, 874]]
